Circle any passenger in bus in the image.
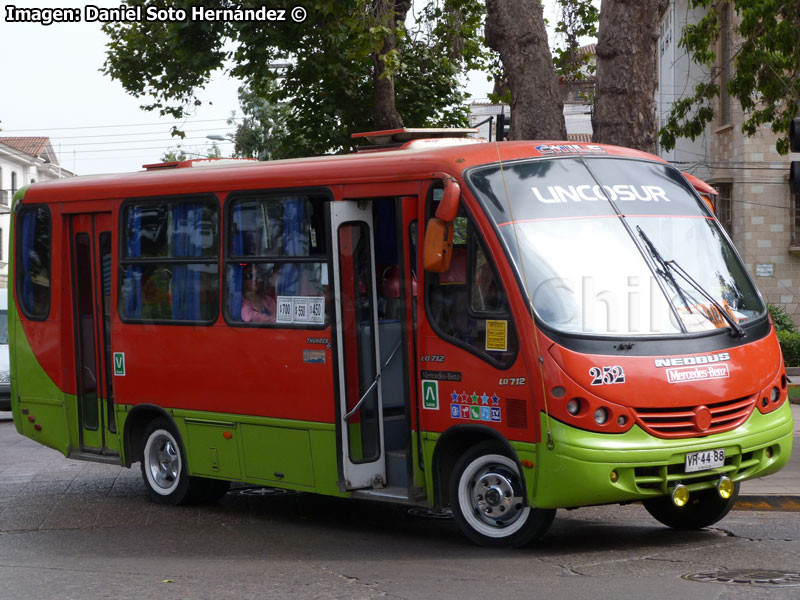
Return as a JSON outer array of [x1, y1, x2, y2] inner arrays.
[[241, 265, 277, 323]]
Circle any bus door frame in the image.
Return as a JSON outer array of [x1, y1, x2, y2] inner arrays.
[[330, 199, 386, 489], [68, 211, 118, 456]]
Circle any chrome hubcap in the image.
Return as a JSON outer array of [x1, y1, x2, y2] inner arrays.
[[470, 465, 525, 527], [148, 434, 179, 490]]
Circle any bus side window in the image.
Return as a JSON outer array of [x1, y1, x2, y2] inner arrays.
[[224, 194, 330, 327], [119, 198, 219, 323], [16, 205, 52, 320], [424, 201, 518, 367]]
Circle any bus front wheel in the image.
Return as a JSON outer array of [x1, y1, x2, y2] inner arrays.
[[450, 442, 555, 547], [643, 483, 739, 530], [140, 418, 199, 505]]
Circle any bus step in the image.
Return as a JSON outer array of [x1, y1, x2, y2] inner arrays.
[[67, 451, 122, 465], [353, 485, 410, 503], [386, 449, 408, 488]]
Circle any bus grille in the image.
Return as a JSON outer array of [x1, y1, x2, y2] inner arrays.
[[634, 450, 760, 493], [632, 395, 755, 439]]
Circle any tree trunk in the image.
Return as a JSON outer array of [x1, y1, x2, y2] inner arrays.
[[370, 0, 411, 131], [593, 0, 665, 152], [486, 0, 566, 140]]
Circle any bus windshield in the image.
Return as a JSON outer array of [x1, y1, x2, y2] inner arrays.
[[469, 156, 764, 336]]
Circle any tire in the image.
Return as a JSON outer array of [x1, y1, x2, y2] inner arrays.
[[140, 418, 202, 505], [450, 442, 555, 547], [643, 483, 739, 530]]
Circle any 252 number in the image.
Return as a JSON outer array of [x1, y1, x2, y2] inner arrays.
[[589, 366, 626, 386]]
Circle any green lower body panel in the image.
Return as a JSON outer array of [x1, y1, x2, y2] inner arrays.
[[532, 402, 793, 509]]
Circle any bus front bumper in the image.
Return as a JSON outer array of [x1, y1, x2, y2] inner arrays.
[[530, 401, 794, 509]]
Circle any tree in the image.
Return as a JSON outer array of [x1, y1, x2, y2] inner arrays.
[[102, 0, 485, 156], [659, 0, 800, 155], [485, 0, 567, 140], [592, 0, 665, 152]]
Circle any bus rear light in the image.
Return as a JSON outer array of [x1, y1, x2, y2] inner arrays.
[[223, 431, 233, 439], [28, 415, 35, 423], [593, 408, 608, 425], [566, 398, 582, 416], [34, 424, 42, 432]]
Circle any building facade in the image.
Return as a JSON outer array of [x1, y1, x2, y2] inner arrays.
[[657, 0, 800, 322]]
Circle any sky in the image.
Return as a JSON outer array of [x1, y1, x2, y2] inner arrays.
[[0, 1, 562, 176]]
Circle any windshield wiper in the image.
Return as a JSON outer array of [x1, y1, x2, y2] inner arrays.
[[636, 226, 745, 338]]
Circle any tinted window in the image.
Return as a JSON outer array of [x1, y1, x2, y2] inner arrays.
[[225, 194, 330, 327], [120, 199, 219, 323], [17, 205, 51, 319]]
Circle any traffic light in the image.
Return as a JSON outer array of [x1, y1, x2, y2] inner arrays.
[[496, 113, 510, 141], [791, 118, 800, 194]]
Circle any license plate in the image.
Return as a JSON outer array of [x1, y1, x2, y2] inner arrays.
[[685, 448, 725, 473]]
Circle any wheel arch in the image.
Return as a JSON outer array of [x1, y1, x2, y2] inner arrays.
[[432, 425, 525, 508], [122, 404, 176, 467]]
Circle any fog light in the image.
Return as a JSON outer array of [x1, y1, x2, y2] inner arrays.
[[594, 407, 608, 425], [717, 476, 734, 500], [671, 484, 689, 507], [771, 387, 780, 403], [566, 398, 582, 416], [610, 470, 619, 483]]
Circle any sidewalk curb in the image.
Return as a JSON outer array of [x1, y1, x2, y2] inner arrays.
[[734, 495, 800, 512]]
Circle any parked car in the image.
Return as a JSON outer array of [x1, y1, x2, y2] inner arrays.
[[0, 294, 9, 411]]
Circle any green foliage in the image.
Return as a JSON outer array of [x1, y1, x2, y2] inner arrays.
[[552, 0, 598, 81], [777, 329, 800, 367], [768, 303, 796, 333], [103, 0, 486, 157], [659, 0, 800, 155]]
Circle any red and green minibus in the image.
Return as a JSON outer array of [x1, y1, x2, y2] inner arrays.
[[9, 129, 793, 546]]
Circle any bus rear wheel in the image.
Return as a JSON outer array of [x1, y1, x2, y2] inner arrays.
[[450, 442, 555, 547], [140, 418, 201, 505], [643, 483, 740, 530]]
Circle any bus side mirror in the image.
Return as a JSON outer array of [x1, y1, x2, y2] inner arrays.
[[423, 217, 454, 273], [435, 179, 461, 222]]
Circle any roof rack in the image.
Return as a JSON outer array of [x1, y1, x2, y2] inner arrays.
[[351, 128, 479, 146]]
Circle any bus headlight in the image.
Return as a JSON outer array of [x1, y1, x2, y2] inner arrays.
[[593, 407, 608, 425], [771, 387, 780, 403], [566, 398, 582, 416]]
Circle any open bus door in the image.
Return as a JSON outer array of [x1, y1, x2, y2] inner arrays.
[[69, 212, 119, 459], [330, 200, 387, 489]]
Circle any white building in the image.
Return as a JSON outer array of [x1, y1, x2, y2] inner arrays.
[[0, 137, 75, 286], [656, 1, 800, 320]]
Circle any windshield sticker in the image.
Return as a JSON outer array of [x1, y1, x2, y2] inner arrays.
[[665, 363, 730, 384], [277, 296, 325, 324], [535, 144, 606, 155], [532, 184, 670, 204], [589, 366, 626, 386], [485, 320, 508, 351]]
